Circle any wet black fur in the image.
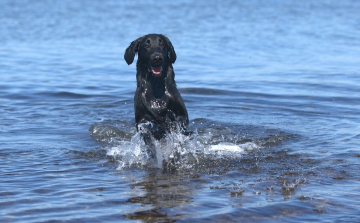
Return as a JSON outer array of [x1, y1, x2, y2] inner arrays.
[[124, 34, 189, 141]]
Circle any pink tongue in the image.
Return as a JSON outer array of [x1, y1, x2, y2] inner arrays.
[[151, 66, 162, 75]]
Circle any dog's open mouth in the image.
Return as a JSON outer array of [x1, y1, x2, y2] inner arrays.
[[150, 66, 163, 76]]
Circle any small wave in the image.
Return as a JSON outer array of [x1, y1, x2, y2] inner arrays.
[[51, 91, 92, 99]]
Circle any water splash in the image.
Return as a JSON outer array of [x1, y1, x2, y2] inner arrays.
[[100, 121, 259, 170], [89, 118, 299, 171]]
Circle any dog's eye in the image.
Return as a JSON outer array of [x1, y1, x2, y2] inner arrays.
[[160, 43, 165, 47], [144, 44, 150, 49]]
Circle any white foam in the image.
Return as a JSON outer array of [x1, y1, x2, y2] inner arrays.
[[208, 142, 258, 155], [209, 144, 244, 152]]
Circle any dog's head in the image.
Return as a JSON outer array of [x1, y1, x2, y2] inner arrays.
[[124, 34, 176, 77]]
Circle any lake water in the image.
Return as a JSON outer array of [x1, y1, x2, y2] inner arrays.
[[1, 0, 360, 222]]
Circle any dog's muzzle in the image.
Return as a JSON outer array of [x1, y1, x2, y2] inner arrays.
[[149, 55, 164, 76]]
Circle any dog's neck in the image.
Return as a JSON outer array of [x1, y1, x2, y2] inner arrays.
[[150, 77, 165, 99]]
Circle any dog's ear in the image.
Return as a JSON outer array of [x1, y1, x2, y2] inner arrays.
[[163, 35, 177, 64], [124, 37, 143, 65]]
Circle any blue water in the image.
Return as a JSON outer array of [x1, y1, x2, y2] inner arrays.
[[1, 0, 360, 222]]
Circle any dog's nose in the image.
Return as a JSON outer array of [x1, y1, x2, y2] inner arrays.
[[153, 56, 163, 63]]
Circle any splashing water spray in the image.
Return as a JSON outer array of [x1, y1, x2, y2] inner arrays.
[[105, 121, 258, 170]]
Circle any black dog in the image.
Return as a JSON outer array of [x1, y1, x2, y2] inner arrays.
[[124, 34, 189, 147]]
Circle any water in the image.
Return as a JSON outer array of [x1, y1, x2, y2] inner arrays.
[[1, 0, 359, 222]]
